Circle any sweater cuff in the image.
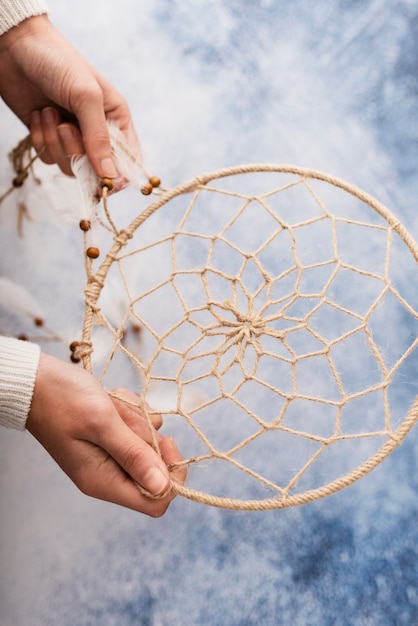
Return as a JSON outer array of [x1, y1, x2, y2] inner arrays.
[[0, 336, 41, 430], [0, 0, 48, 36]]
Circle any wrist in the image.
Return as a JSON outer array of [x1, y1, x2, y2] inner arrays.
[[26, 351, 60, 435], [0, 14, 50, 53]]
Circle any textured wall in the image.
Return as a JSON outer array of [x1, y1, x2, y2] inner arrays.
[[1, 1, 418, 624]]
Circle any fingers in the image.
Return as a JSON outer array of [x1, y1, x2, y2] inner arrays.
[[80, 120, 117, 180], [68, 403, 174, 514], [30, 110, 54, 164], [69, 82, 118, 179], [27, 353, 185, 517], [75, 414, 186, 515], [29, 97, 138, 184], [108, 390, 187, 505], [30, 107, 84, 175], [73, 437, 184, 517], [98, 415, 171, 497], [2, 15, 125, 181]]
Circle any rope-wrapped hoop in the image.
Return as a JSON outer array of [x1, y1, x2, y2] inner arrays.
[[80, 164, 418, 510]]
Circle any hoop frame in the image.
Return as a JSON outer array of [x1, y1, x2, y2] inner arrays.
[[80, 164, 418, 510]]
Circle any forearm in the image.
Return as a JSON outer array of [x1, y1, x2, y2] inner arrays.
[[0, 336, 40, 430]]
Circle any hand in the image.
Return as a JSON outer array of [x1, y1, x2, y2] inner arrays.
[[0, 15, 141, 178], [26, 353, 186, 516]]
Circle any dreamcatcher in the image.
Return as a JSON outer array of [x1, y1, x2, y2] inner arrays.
[[2, 130, 418, 510]]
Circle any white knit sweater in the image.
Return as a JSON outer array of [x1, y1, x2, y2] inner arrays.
[[1, 0, 46, 429], [0, 0, 47, 35], [0, 336, 40, 429]]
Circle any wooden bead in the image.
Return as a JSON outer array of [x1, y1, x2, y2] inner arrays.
[[79, 219, 91, 232], [86, 247, 100, 259], [34, 317, 44, 327], [101, 177, 114, 191], [12, 176, 25, 188], [12, 171, 28, 188], [141, 183, 153, 196], [149, 176, 161, 188], [69, 340, 80, 352], [70, 354, 81, 364]]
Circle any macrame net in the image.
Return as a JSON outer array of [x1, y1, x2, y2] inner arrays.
[[74, 164, 418, 510]]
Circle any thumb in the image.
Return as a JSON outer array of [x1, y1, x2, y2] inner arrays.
[[100, 418, 171, 496], [74, 97, 117, 179]]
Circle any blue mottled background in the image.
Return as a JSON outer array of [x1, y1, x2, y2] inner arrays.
[[1, 1, 418, 624]]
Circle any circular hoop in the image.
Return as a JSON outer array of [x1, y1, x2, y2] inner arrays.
[[81, 164, 418, 510]]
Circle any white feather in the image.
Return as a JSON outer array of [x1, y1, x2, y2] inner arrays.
[[41, 173, 88, 228], [0, 277, 44, 320], [108, 121, 148, 190], [70, 155, 100, 221]]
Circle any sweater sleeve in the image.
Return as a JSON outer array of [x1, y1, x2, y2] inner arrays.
[[0, 336, 41, 430], [0, 0, 48, 36]]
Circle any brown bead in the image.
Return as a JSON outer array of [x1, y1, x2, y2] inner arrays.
[[17, 334, 28, 341], [34, 317, 44, 327], [149, 176, 161, 188], [141, 183, 153, 196], [12, 174, 27, 188], [131, 323, 142, 334], [101, 177, 114, 191], [79, 219, 91, 232], [87, 247, 100, 259], [69, 340, 80, 352], [70, 354, 81, 364]]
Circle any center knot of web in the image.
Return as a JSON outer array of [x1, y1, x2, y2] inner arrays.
[[206, 300, 286, 352], [214, 300, 267, 344], [234, 310, 264, 337]]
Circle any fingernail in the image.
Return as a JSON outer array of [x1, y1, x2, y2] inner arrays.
[[100, 157, 117, 178], [42, 107, 56, 125], [30, 110, 41, 127], [163, 436, 175, 452], [142, 466, 169, 495], [57, 125, 74, 143]]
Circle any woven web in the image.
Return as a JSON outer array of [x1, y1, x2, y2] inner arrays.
[[79, 165, 418, 510]]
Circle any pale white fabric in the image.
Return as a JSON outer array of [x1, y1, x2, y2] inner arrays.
[[0, 0, 47, 36], [0, 336, 40, 430]]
